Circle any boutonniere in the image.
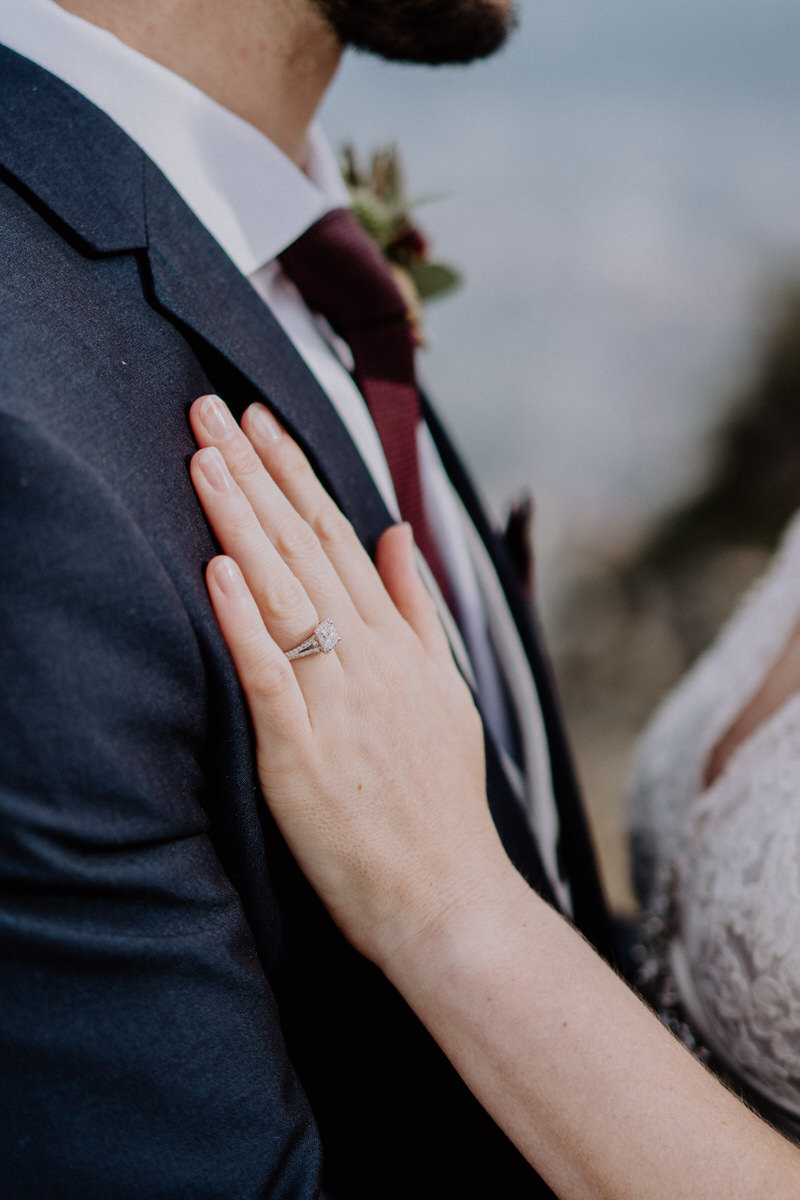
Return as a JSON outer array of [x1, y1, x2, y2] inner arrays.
[[340, 144, 463, 345]]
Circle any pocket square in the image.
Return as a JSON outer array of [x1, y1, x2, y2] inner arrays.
[[503, 492, 535, 600]]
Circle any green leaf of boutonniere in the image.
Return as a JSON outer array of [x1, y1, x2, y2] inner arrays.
[[406, 259, 463, 303], [348, 187, 397, 250], [341, 143, 464, 343]]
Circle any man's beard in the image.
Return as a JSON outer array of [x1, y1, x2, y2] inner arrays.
[[313, 0, 517, 66]]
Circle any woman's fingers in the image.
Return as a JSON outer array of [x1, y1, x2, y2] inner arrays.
[[375, 524, 453, 667], [205, 555, 311, 744], [190, 394, 456, 692], [191, 445, 347, 664], [239, 398, 403, 625], [191, 396, 391, 628], [191, 397, 349, 624]]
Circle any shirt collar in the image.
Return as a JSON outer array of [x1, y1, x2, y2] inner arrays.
[[0, 0, 350, 275]]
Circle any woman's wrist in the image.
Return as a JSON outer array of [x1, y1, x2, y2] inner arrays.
[[379, 848, 534, 996]]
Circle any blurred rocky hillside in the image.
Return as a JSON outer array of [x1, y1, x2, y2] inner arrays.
[[549, 285, 800, 913]]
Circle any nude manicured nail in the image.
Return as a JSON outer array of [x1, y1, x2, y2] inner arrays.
[[212, 556, 244, 597], [197, 446, 232, 492], [199, 394, 233, 439], [247, 403, 282, 443]]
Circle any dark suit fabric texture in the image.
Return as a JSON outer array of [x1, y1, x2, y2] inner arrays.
[[0, 47, 611, 1199]]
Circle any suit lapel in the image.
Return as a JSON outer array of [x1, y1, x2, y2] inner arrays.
[[141, 159, 395, 555], [0, 45, 147, 251]]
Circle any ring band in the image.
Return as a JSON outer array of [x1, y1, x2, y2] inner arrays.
[[285, 618, 341, 661]]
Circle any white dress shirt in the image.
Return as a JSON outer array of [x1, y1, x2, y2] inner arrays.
[[0, 0, 570, 910]]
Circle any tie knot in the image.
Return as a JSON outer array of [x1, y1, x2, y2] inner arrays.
[[279, 207, 410, 338]]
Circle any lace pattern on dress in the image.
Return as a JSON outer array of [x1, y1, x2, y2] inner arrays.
[[628, 511, 800, 1133], [631, 860, 713, 1062]]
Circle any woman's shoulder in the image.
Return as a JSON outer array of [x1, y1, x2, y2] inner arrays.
[[628, 505, 800, 883]]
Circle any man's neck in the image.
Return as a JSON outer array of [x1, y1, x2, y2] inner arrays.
[[53, 0, 342, 166]]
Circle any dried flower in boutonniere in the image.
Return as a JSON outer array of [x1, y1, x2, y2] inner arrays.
[[340, 143, 463, 346]]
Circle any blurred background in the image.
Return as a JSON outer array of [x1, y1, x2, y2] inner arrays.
[[321, 0, 800, 912]]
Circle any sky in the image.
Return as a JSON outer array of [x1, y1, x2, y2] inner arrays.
[[321, 0, 800, 598]]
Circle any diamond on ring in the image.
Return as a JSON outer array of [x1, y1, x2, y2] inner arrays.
[[285, 619, 341, 661]]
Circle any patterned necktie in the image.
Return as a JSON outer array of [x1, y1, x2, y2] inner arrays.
[[279, 207, 452, 606]]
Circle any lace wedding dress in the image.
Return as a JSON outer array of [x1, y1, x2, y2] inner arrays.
[[628, 512, 800, 1134]]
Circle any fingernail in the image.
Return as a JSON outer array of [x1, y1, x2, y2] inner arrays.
[[211, 556, 244, 596], [246, 403, 282, 444], [199, 394, 233, 439], [197, 446, 233, 492]]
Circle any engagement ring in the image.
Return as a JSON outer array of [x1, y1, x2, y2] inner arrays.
[[285, 619, 341, 661]]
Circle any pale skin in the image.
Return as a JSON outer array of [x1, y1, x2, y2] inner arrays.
[[54, 0, 342, 166], [705, 615, 800, 785], [189, 393, 800, 1200]]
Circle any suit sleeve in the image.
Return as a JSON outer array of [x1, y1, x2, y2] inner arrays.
[[0, 412, 329, 1199]]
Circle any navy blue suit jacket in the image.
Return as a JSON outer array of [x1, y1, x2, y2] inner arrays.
[[0, 47, 611, 1199]]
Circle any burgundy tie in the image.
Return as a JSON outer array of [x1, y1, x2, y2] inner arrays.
[[279, 207, 452, 606]]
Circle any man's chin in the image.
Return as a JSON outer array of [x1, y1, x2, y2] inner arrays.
[[316, 0, 518, 67]]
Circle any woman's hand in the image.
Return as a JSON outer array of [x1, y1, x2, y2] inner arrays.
[[188, 394, 511, 971]]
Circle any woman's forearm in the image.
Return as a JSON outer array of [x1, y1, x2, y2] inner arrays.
[[384, 860, 799, 1200]]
